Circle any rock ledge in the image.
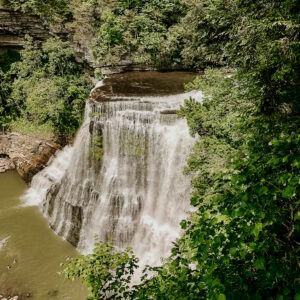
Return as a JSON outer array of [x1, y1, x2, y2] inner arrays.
[[0, 132, 61, 183]]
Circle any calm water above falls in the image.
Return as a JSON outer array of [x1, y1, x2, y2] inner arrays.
[[0, 171, 87, 299]]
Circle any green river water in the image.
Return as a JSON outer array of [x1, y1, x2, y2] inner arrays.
[[0, 171, 87, 299]]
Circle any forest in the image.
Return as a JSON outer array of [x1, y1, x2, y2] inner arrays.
[[0, 0, 299, 299]]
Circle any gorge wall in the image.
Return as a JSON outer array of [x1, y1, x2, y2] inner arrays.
[[0, 5, 93, 70], [0, 5, 50, 48], [0, 5, 186, 74]]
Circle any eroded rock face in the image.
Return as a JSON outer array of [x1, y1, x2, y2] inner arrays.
[[0, 5, 50, 48], [0, 155, 14, 172], [0, 133, 61, 184], [0, 5, 94, 73], [0, 5, 187, 75]]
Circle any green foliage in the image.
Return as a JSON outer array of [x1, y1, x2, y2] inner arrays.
[[10, 37, 91, 137], [92, 0, 186, 66], [61, 240, 139, 300], [134, 70, 299, 299], [223, 0, 300, 114], [182, 119, 299, 299], [177, 69, 250, 202], [0, 37, 91, 137], [2, 0, 72, 19], [0, 50, 21, 130], [0, 71, 14, 130], [91, 132, 104, 161], [120, 133, 147, 158], [10, 119, 54, 139]]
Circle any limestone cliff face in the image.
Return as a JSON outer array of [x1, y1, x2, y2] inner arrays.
[[0, 133, 61, 183], [0, 5, 94, 73], [0, 5, 183, 74], [0, 5, 51, 47]]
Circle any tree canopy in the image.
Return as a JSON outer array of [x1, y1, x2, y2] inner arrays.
[[62, 0, 299, 299], [0, 38, 92, 137]]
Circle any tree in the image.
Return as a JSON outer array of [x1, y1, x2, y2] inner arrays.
[[0, 49, 21, 130], [1, 0, 71, 19], [61, 240, 139, 300], [10, 37, 92, 137]]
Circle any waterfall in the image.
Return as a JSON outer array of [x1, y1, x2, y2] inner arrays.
[[23, 78, 201, 267]]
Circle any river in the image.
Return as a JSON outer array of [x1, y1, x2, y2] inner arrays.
[[0, 171, 87, 299]]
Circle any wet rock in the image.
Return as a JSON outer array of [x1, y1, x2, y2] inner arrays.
[[90, 71, 198, 101], [64, 203, 83, 247], [100, 62, 186, 75], [89, 120, 95, 135]]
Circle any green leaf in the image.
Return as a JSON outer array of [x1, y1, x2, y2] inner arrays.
[[229, 247, 237, 256], [217, 294, 226, 300], [282, 186, 296, 198], [258, 186, 269, 195], [291, 159, 300, 168], [252, 223, 263, 239], [294, 293, 300, 300], [254, 258, 265, 270]]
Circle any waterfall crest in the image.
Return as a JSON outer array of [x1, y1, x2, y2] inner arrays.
[[24, 73, 201, 267]]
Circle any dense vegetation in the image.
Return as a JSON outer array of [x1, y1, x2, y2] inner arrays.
[[0, 0, 246, 68], [0, 0, 71, 19], [61, 240, 139, 300], [0, 49, 20, 131], [0, 38, 91, 138], [61, 0, 300, 299], [1, 0, 299, 298]]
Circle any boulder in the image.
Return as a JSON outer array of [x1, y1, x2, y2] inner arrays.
[[0, 133, 61, 184]]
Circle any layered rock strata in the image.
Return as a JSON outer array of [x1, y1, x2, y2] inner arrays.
[[0, 133, 60, 183], [0, 5, 50, 48]]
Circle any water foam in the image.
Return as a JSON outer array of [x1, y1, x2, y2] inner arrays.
[[0, 236, 10, 250], [25, 80, 202, 269]]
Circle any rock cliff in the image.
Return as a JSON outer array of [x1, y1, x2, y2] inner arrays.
[[0, 133, 60, 183], [0, 5, 50, 48], [0, 5, 94, 73]]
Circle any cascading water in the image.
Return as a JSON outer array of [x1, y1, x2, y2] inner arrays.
[[23, 72, 201, 267]]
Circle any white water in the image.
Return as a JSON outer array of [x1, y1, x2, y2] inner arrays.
[[24, 83, 201, 267], [0, 236, 10, 250], [22, 147, 74, 207]]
